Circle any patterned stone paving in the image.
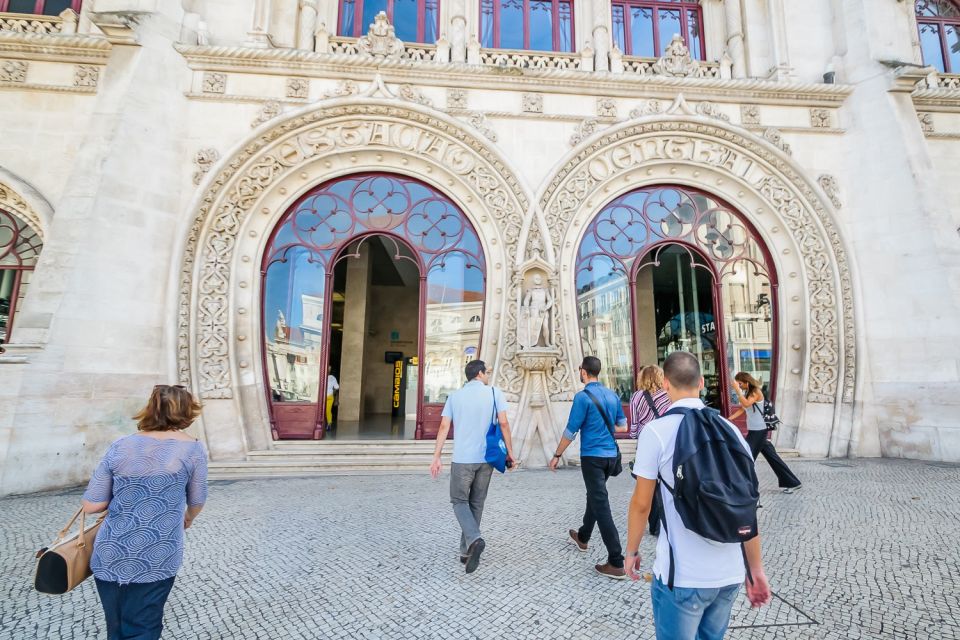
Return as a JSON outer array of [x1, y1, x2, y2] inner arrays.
[[1, 459, 959, 639]]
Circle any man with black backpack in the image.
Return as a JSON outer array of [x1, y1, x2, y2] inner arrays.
[[624, 352, 771, 639], [549, 356, 628, 580]]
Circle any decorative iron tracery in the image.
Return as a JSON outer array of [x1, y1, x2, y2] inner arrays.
[[916, 0, 960, 73], [0, 207, 43, 344]]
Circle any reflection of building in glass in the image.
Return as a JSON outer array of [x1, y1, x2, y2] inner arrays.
[[576, 274, 634, 402], [423, 289, 483, 406], [266, 293, 323, 402], [722, 268, 774, 386]]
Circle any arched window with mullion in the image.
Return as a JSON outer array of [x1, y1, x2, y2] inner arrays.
[[611, 0, 704, 59], [480, 0, 574, 52], [339, 0, 440, 43], [0, 0, 82, 15], [916, 0, 960, 73]]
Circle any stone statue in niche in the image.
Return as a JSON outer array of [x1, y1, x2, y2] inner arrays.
[[275, 310, 288, 342], [518, 274, 555, 350]]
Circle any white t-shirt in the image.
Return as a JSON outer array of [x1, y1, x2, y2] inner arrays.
[[632, 397, 753, 589], [326, 374, 339, 396]]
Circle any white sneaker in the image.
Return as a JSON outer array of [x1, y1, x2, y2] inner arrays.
[[782, 485, 802, 494]]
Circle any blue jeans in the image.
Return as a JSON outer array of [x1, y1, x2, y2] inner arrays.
[[95, 576, 175, 640], [651, 577, 740, 640]]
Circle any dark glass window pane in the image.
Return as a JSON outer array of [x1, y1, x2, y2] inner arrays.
[[423, 0, 439, 43], [7, 0, 37, 13], [630, 7, 654, 57], [946, 24, 960, 73], [612, 5, 626, 53], [362, 0, 389, 35], [41, 0, 72, 15], [480, 0, 495, 47], [558, 1, 573, 52], [500, 0, 525, 50], [529, 0, 554, 51], [658, 8, 681, 55], [339, 0, 356, 35], [919, 22, 946, 71], [393, 0, 418, 42], [687, 9, 702, 59]]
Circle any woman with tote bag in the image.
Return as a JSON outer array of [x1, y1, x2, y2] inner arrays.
[[80, 385, 208, 640]]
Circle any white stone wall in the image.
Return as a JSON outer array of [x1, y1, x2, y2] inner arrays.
[[1, 0, 960, 495]]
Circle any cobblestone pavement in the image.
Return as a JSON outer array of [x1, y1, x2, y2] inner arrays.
[[2, 458, 959, 639]]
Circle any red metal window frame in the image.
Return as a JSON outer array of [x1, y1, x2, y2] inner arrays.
[[259, 172, 487, 441], [0, 209, 42, 347], [610, 0, 705, 59], [481, 0, 575, 52], [574, 185, 780, 422], [338, 0, 440, 43], [916, 0, 960, 73], [0, 0, 82, 14]]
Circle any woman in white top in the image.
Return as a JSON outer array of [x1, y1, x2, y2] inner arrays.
[[730, 372, 801, 493], [326, 366, 339, 429]]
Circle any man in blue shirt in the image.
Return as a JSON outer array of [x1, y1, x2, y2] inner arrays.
[[430, 360, 516, 574], [549, 355, 628, 579]]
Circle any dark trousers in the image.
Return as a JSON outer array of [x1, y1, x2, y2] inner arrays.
[[578, 456, 624, 568], [95, 577, 175, 640], [746, 430, 802, 489]]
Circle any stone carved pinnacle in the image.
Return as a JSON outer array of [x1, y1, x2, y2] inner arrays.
[[653, 34, 700, 78], [358, 11, 404, 59]]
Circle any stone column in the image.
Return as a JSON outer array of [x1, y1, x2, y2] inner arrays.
[[296, 0, 318, 51], [246, 0, 273, 48], [592, 0, 610, 72], [767, 0, 793, 80], [338, 247, 372, 423], [723, 0, 746, 78], [449, 0, 467, 62]]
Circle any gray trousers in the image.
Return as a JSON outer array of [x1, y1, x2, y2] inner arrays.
[[450, 462, 494, 555]]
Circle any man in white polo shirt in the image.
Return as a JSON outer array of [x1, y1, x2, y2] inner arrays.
[[430, 360, 515, 574], [624, 351, 771, 640]]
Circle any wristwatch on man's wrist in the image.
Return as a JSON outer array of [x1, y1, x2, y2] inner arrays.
[[553, 453, 562, 459]]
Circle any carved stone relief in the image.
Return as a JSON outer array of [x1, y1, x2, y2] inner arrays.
[[0, 60, 27, 83], [447, 87, 467, 109], [202, 72, 226, 94], [179, 103, 528, 400], [810, 108, 831, 128], [192, 148, 220, 186], [629, 100, 662, 118], [397, 84, 432, 107], [741, 104, 761, 126], [323, 79, 359, 99], [251, 100, 282, 128], [570, 118, 600, 146], [0, 181, 45, 240], [696, 101, 730, 122], [763, 127, 792, 155], [465, 111, 497, 141], [286, 78, 308, 99], [596, 97, 617, 119], [518, 270, 556, 350], [74, 65, 99, 88], [818, 174, 842, 209], [357, 12, 403, 59], [652, 34, 700, 77], [522, 92, 543, 114], [918, 112, 934, 134], [541, 120, 855, 404]]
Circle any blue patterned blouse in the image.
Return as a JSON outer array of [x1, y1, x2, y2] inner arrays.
[[82, 433, 208, 584]]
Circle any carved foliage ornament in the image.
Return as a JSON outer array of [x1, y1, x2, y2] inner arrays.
[[203, 72, 226, 94], [652, 34, 700, 78], [0, 60, 27, 83], [540, 120, 855, 403], [818, 175, 841, 209], [179, 104, 527, 398], [357, 11, 404, 59], [74, 65, 99, 88], [251, 101, 282, 128], [286, 78, 309, 99], [447, 87, 467, 109], [522, 92, 543, 114], [193, 148, 220, 186]]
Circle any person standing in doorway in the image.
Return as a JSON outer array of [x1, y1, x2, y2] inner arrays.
[[629, 365, 672, 536], [326, 366, 339, 430], [626, 353, 771, 640], [429, 360, 516, 574], [729, 372, 802, 493], [549, 356, 628, 580]]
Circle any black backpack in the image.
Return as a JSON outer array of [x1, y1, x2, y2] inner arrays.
[[656, 406, 760, 589], [758, 399, 781, 431]]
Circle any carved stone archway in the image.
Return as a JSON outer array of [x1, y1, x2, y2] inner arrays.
[[530, 117, 857, 458], [176, 99, 532, 457]]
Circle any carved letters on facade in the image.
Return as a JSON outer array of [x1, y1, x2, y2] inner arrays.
[[203, 72, 226, 94], [0, 60, 27, 83], [522, 92, 543, 114], [180, 104, 528, 398], [539, 121, 855, 403], [192, 148, 220, 186], [286, 78, 309, 99], [357, 12, 404, 59], [74, 65, 99, 88]]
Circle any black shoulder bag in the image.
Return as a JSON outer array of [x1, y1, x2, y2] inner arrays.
[[643, 390, 663, 419], [584, 388, 623, 476]]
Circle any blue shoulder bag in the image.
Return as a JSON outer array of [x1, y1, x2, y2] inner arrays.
[[484, 389, 508, 473]]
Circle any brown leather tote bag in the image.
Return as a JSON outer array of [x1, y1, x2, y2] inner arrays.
[[34, 507, 105, 594]]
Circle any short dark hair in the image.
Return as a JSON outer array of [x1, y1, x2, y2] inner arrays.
[[663, 352, 701, 389], [580, 356, 601, 378], [465, 360, 486, 381]]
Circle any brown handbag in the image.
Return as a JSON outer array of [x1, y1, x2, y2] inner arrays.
[[34, 507, 106, 594]]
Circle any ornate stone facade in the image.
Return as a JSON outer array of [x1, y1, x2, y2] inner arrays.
[[2, 0, 960, 495]]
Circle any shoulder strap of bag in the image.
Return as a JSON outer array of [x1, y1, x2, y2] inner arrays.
[[490, 388, 498, 425], [585, 387, 617, 443], [643, 390, 662, 419]]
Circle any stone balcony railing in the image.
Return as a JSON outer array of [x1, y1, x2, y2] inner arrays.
[[0, 10, 78, 35]]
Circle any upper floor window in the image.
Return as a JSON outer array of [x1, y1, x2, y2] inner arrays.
[[480, 0, 574, 52], [916, 0, 960, 73], [339, 0, 439, 43], [611, 0, 704, 59], [0, 0, 80, 14]]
